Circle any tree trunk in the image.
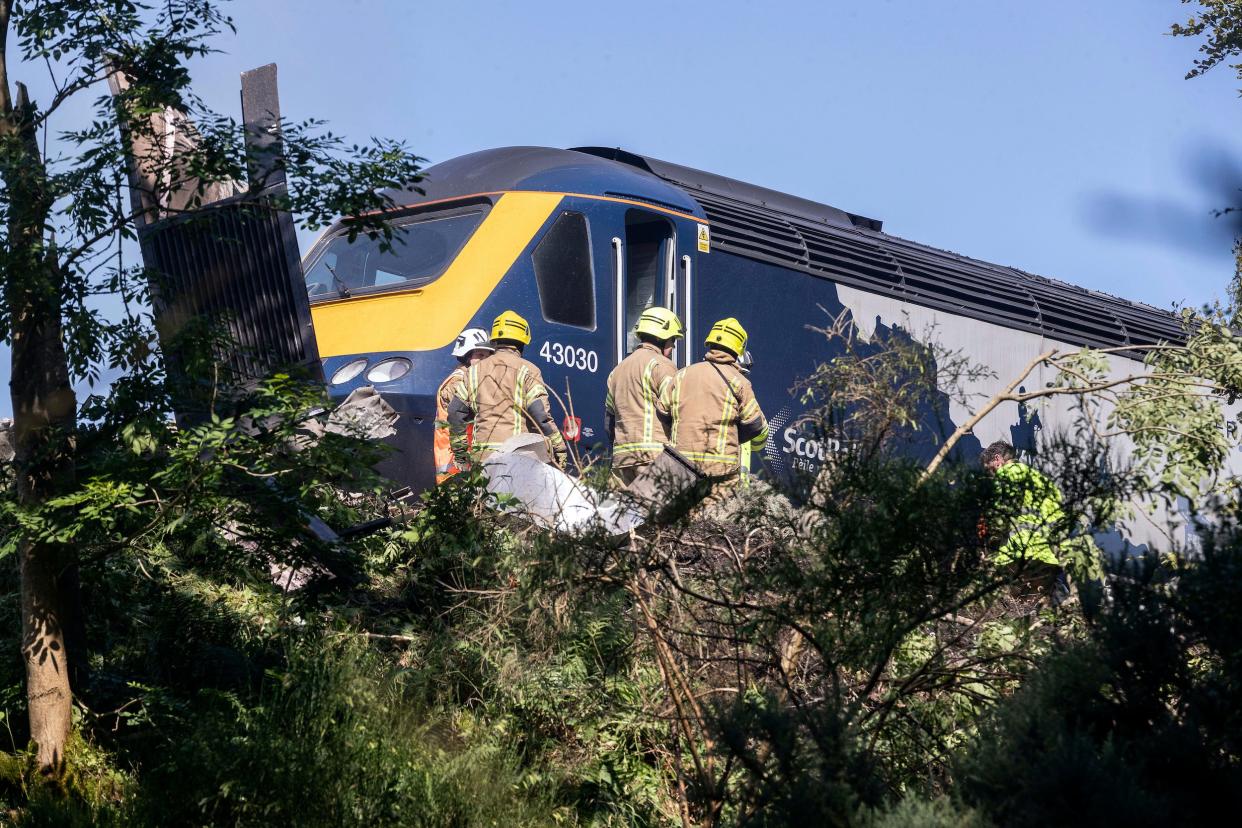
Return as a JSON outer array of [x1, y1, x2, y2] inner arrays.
[[8, 188, 80, 776], [2, 20, 81, 768], [11, 275, 79, 770]]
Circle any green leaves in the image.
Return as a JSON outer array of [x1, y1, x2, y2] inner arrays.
[[2, 0, 424, 387], [1170, 1, 1242, 88]]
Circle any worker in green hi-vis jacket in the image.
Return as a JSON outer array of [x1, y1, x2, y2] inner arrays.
[[980, 440, 1073, 601]]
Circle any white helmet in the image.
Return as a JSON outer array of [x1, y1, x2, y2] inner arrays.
[[451, 328, 494, 359]]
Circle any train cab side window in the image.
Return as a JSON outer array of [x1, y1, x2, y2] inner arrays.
[[624, 210, 674, 352], [532, 211, 596, 330]]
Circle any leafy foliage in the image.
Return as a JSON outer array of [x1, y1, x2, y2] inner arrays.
[[960, 529, 1242, 826], [1171, 0, 1242, 87], [140, 636, 559, 827], [3, 4, 1242, 823]]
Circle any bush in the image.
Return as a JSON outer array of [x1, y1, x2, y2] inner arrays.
[[0, 733, 132, 827], [136, 634, 559, 827], [865, 797, 987, 828], [958, 540, 1242, 827]]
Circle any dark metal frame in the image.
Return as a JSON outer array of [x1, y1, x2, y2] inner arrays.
[[133, 63, 321, 384]]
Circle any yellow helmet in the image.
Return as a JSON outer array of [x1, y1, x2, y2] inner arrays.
[[490, 309, 531, 346], [705, 317, 748, 357], [634, 306, 684, 341]]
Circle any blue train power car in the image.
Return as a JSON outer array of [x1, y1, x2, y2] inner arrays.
[[301, 146, 1183, 504]]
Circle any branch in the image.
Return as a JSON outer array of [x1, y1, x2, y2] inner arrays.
[[921, 349, 1057, 479], [35, 65, 106, 127]]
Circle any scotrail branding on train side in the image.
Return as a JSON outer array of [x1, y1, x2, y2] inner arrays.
[[782, 426, 843, 473], [763, 408, 845, 475]]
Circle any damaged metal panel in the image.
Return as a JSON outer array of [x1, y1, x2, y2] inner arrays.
[[481, 440, 703, 537], [112, 63, 319, 387]]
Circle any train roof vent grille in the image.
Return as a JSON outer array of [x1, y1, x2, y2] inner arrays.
[[797, 223, 904, 291], [696, 191, 809, 266], [690, 188, 1182, 351], [887, 248, 1043, 329]]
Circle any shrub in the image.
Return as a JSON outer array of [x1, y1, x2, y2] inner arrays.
[[958, 539, 1242, 827], [137, 634, 559, 827]]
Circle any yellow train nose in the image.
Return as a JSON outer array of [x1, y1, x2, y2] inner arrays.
[[309, 192, 563, 357]]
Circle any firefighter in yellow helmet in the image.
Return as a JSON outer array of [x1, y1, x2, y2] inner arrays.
[[605, 307, 683, 486], [666, 318, 768, 482], [433, 328, 494, 483], [447, 310, 568, 467]]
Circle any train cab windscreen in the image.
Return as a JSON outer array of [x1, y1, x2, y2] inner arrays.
[[304, 209, 486, 298]]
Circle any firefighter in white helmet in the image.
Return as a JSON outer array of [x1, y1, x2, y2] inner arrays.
[[447, 310, 568, 467], [666, 318, 768, 484], [434, 328, 494, 483], [736, 349, 756, 488], [605, 306, 684, 487]]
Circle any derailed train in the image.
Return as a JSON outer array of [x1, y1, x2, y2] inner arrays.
[[299, 145, 1189, 546]]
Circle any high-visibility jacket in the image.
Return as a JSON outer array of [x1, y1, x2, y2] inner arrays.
[[989, 461, 1064, 567], [667, 349, 768, 478], [434, 366, 466, 484], [448, 345, 567, 465], [605, 342, 676, 470]]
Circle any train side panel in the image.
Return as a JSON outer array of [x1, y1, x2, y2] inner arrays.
[[693, 248, 1202, 552]]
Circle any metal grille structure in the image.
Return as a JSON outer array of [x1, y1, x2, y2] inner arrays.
[[139, 197, 319, 381]]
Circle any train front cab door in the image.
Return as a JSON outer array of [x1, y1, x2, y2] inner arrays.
[[612, 208, 680, 367]]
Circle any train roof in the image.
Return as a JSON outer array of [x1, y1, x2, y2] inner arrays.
[[395, 145, 703, 215], [394, 146, 1185, 352]]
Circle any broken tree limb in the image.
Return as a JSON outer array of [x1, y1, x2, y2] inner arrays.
[[922, 349, 1057, 480]]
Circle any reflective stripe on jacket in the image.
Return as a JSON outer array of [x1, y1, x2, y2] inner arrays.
[[450, 345, 567, 463], [434, 366, 466, 483], [605, 342, 676, 469], [991, 461, 1064, 567], [668, 349, 768, 478]]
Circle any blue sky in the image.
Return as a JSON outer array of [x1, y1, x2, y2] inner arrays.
[[2, 0, 1239, 415]]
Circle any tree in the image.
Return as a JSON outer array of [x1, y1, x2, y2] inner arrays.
[[1170, 0, 1242, 309], [1171, 0, 1242, 87], [922, 310, 1242, 531], [0, 0, 421, 771], [959, 527, 1242, 827]]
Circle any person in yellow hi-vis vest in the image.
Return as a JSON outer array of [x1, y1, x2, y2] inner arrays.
[[433, 328, 493, 483], [447, 310, 568, 468], [981, 440, 1086, 603], [666, 318, 767, 484], [604, 307, 683, 487]]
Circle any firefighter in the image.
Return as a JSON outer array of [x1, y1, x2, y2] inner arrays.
[[433, 328, 493, 483], [605, 306, 683, 486], [736, 350, 755, 488], [447, 310, 568, 468], [667, 318, 768, 485], [980, 440, 1072, 601]]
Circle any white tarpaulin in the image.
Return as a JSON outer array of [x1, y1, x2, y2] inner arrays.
[[482, 450, 646, 537], [481, 436, 703, 537]]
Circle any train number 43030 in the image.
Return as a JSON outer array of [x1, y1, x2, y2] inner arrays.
[[539, 341, 599, 373]]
